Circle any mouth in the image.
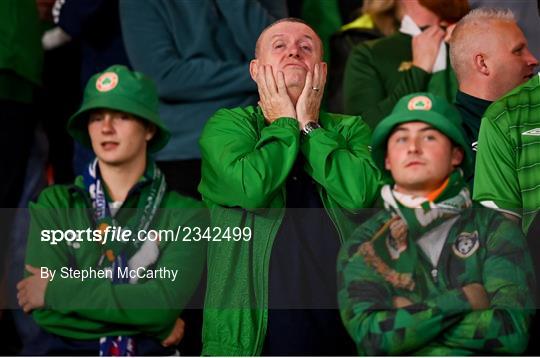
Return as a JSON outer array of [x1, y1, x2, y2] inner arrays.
[[283, 63, 307, 70], [525, 71, 535, 80], [405, 161, 425, 168], [101, 141, 119, 150]]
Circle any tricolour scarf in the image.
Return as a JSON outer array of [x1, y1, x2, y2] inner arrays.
[[357, 170, 471, 292], [83, 158, 166, 356]]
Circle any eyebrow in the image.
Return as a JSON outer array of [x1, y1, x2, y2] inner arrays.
[[270, 34, 314, 42]]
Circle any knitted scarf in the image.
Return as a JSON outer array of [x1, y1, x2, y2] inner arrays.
[[83, 158, 166, 356], [358, 170, 471, 291]]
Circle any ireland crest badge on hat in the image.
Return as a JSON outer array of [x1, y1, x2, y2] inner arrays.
[[407, 95, 432, 111], [96, 72, 119, 92], [453, 231, 479, 258]]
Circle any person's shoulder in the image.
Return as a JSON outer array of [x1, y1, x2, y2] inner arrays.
[[466, 203, 524, 240], [212, 106, 261, 121], [31, 180, 82, 209], [484, 75, 540, 124], [204, 106, 263, 132], [362, 32, 408, 53], [343, 210, 389, 251]]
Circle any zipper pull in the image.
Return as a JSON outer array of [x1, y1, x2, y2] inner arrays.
[[431, 269, 438, 283]]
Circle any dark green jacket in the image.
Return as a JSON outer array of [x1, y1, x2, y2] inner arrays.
[[26, 176, 207, 341], [0, 0, 43, 102], [343, 32, 457, 128], [338, 206, 535, 355], [198, 106, 381, 355]]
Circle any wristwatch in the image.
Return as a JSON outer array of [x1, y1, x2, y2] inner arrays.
[[301, 121, 321, 136]]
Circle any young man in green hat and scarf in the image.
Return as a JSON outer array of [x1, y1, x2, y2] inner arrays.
[[338, 92, 535, 355], [16, 65, 206, 355]]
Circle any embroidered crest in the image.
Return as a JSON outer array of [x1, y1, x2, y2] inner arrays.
[[407, 95, 432, 111], [453, 231, 479, 258], [96, 72, 119, 92], [398, 61, 413, 72], [386, 217, 408, 259]]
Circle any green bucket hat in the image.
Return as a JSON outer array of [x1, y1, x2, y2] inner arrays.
[[371, 92, 474, 179], [67, 65, 170, 153]]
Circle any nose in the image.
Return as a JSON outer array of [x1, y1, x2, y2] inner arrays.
[[288, 44, 300, 59], [101, 114, 115, 133], [407, 138, 421, 154], [525, 49, 539, 67]]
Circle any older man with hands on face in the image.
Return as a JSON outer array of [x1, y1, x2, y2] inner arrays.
[[198, 17, 381, 356]]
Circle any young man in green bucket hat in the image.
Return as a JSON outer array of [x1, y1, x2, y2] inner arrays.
[[337, 92, 535, 355], [16, 65, 206, 355]]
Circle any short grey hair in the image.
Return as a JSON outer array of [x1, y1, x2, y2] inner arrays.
[[449, 8, 517, 81]]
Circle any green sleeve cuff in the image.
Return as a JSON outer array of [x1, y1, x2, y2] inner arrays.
[[431, 288, 472, 314], [271, 117, 300, 131]]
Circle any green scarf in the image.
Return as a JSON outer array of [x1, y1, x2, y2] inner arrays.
[[358, 170, 471, 291]]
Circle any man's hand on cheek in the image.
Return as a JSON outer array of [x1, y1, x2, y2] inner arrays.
[[255, 65, 296, 124], [296, 62, 326, 129]]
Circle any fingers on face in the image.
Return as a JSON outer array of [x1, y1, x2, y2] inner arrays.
[[276, 71, 287, 93], [264, 65, 277, 94], [315, 63, 327, 91], [255, 65, 268, 99]]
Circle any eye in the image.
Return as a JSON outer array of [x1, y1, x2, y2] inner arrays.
[[395, 136, 407, 143], [119, 113, 132, 120], [88, 114, 103, 123], [423, 134, 437, 141], [513, 45, 525, 55], [301, 45, 312, 52], [273, 42, 285, 49]]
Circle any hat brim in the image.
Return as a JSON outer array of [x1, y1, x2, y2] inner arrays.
[[67, 94, 170, 153]]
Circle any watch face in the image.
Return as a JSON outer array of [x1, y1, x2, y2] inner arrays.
[[302, 122, 320, 135]]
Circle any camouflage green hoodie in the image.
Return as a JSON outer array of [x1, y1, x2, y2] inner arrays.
[[338, 176, 535, 355]]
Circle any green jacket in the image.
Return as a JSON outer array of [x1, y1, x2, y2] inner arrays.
[[0, 0, 43, 102], [343, 32, 457, 129], [338, 206, 534, 355], [26, 176, 207, 341], [198, 106, 381, 355]]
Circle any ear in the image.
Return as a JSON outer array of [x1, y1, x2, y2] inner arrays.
[[385, 153, 392, 171], [249, 59, 259, 82], [451, 147, 464, 167], [145, 124, 156, 142], [474, 53, 489, 76]]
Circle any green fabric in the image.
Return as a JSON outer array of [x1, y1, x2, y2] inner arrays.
[[343, 32, 458, 129], [301, 0, 342, 63], [371, 92, 474, 179], [338, 196, 535, 355], [67, 65, 171, 153], [0, 0, 43, 102], [0, 71, 34, 103], [25, 172, 207, 341], [198, 106, 381, 355], [473, 74, 540, 233]]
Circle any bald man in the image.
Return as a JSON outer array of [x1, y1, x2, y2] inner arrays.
[[449, 8, 538, 156], [198, 18, 380, 355]]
